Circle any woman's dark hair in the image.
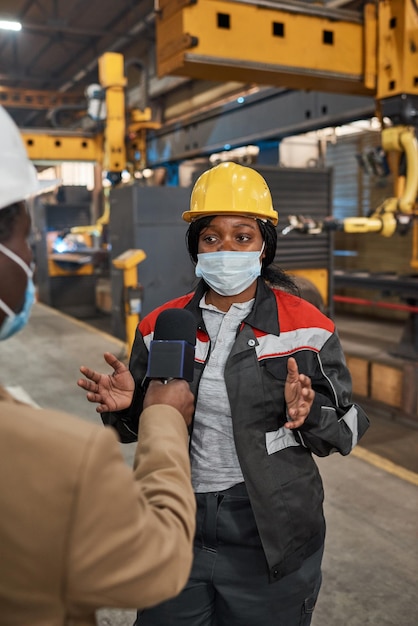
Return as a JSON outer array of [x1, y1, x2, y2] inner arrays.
[[256, 220, 298, 294], [185, 215, 298, 294], [0, 202, 25, 243]]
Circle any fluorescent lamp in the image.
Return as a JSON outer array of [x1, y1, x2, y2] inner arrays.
[[0, 20, 22, 31]]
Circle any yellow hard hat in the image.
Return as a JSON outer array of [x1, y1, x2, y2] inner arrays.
[[182, 161, 278, 226]]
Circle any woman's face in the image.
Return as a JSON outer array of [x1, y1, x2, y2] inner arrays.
[[197, 215, 265, 256]]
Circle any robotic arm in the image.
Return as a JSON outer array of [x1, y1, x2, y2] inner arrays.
[[283, 125, 418, 238]]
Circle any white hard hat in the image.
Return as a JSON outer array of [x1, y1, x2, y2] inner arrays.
[[0, 105, 47, 210]]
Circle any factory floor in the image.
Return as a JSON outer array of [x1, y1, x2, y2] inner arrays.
[[1, 303, 417, 626]]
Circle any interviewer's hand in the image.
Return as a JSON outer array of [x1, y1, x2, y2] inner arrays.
[[77, 352, 135, 413], [284, 356, 315, 429], [144, 380, 195, 427]]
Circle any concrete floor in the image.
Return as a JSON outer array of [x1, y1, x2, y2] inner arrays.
[[1, 302, 417, 626]]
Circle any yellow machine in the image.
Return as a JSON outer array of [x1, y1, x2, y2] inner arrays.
[[155, 0, 418, 264], [283, 124, 418, 261], [19, 52, 160, 183], [15, 52, 159, 341], [155, 0, 418, 361], [112, 249, 147, 350]]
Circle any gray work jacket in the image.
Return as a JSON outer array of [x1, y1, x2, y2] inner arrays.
[[103, 278, 370, 582]]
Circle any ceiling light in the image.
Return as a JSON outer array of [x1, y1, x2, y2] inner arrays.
[[0, 20, 22, 31]]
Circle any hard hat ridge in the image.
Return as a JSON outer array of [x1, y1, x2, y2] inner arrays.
[[0, 105, 43, 210], [182, 161, 278, 226]]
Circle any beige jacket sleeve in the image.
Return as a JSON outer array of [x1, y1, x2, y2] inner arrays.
[[66, 404, 195, 612]]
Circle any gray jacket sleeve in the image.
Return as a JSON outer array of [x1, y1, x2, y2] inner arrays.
[[295, 331, 370, 456]]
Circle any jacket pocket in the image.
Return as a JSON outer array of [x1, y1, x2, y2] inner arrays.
[[265, 427, 300, 455]]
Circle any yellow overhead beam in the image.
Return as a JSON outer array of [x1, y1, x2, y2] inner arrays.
[[21, 131, 103, 163], [156, 0, 418, 102], [156, 0, 375, 96]]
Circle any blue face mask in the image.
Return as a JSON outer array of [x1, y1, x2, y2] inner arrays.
[[0, 243, 35, 341], [195, 245, 264, 297]]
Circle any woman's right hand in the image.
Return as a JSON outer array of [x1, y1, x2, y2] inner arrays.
[[77, 352, 135, 413]]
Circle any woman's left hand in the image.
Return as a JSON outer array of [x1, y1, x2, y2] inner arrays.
[[284, 357, 315, 429]]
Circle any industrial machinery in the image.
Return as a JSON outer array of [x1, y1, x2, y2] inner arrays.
[[32, 185, 107, 318], [155, 0, 418, 241], [154, 0, 418, 358], [4, 1, 417, 354], [19, 52, 160, 182], [21, 52, 161, 333]]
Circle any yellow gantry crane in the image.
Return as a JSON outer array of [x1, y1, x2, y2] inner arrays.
[[11, 52, 160, 181], [155, 0, 418, 265], [4, 52, 158, 348]]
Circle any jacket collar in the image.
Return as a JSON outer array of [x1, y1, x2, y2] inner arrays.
[[244, 277, 280, 336], [186, 277, 280, 336]]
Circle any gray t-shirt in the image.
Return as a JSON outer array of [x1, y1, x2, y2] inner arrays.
[[191, 296, 254, 493]]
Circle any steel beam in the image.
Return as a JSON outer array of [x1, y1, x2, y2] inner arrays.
[[0, 87, 83, 110], [146, 89, 375, 165], [20, 20, 114, 39]]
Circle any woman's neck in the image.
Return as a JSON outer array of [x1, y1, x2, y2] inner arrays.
[[205, 281, 257, 312]]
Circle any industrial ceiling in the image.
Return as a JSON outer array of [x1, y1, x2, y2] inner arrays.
[[0, 0, 162, 128], [0, 0, 367, 136]]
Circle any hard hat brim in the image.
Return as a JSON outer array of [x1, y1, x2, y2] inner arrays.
[[182, 209, 278, 226]]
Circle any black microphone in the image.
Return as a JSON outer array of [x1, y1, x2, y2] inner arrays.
[[146, 308, 197, 382]]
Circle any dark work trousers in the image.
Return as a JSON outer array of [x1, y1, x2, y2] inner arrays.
[[135, 482, 323, 626]]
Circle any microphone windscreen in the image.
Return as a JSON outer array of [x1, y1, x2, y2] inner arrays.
[[154, 308, 197, 346]]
